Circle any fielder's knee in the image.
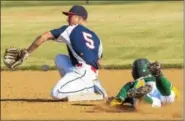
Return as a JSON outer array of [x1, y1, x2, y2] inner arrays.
[[51, 88, 59, 99], [51, 88, 66, 99]]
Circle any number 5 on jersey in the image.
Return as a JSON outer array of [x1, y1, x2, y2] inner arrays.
[[82, 32, 95, 49]]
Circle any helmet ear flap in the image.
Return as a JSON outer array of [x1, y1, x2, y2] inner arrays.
[[132, 62, 137, 80], [132, 58, 151, 80]]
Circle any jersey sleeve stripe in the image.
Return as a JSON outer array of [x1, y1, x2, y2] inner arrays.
[[56, 25, 77, 44]]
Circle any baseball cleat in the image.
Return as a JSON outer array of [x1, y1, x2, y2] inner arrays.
[[109, 99, 122, 107], [106, 97, 122, 107], [127, 84, 152, 98]]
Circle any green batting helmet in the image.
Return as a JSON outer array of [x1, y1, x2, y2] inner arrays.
[[132, 58, 151, 80]]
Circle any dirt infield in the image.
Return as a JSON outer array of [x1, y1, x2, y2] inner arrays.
[[1, 69, 183, 120]]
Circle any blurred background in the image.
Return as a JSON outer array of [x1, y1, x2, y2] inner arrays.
[[1, 0, 183, 70]]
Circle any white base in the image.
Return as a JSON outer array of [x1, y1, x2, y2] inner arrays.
[[68, 93, 104, 102]]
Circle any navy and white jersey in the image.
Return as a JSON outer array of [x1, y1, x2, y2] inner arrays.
[[50, 25, 103, 69]]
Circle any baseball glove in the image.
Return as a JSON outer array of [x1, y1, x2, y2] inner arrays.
[[148, 61, 162, 77], [127, 84, 152, 99], [3, 47, 29, 69]]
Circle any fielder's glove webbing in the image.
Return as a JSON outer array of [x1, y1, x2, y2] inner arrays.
[[4, 47, 29, 69]]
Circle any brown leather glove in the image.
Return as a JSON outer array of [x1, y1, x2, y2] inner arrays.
[[4, 47, 29, 69], [148, 61, 162, 77]]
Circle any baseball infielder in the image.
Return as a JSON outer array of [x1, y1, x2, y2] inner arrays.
[[108, 58, 179, 108], [4, 5, 108, 101]]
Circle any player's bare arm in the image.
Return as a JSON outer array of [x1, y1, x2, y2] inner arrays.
[[27, 32, 54, 54], [3, 31, 55, 69]]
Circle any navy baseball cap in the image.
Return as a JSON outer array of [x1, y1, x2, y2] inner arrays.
[[62, 5, 88, 20]]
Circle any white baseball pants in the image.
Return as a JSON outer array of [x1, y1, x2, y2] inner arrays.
[[146, 82, 175, 107], [51, 54, 108, 100]]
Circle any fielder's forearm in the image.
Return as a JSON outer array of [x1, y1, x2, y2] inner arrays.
[[27, 35, 47, 54], [27, 32, 54, 54]]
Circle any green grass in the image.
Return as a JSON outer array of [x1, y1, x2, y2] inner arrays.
[[2, 1, 182, 8], [1, 1, 183, 70], [1, 1, 156, 8]]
